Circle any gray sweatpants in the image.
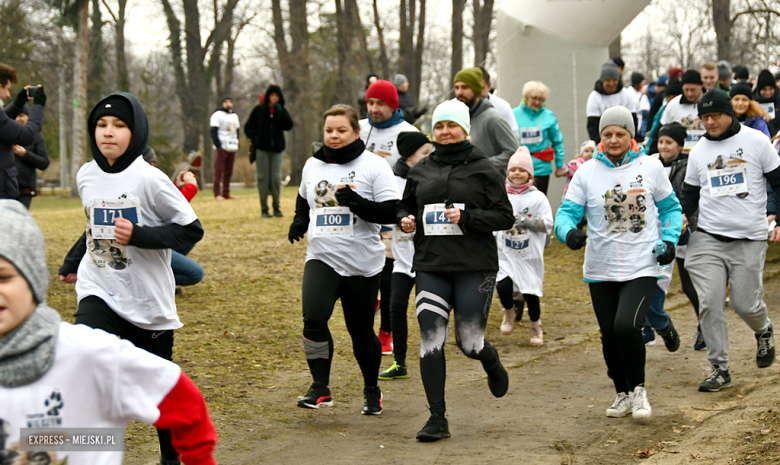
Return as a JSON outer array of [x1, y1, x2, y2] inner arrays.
[[255, 149, 283, 212], [685, 231, 771, 370]]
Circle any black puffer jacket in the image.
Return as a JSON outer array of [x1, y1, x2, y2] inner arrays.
[[396, 141, 514, 272], [754, 88, 780, 137], [1, 102, 44, 198], [245, 85, 294, 153], [14, 131, 49, 192], [659, 152, 698, 232]]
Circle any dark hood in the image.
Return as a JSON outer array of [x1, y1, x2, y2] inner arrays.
[[88, 92, 149, 174], [365, 72, 380, 87], [264, 85, 285, 106], [216, 95, 234, 113], [593, 79, 623, 96]]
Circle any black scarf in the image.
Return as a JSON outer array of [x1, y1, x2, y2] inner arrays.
[[313, 139, 366, 164], [703, 117, 742, 141], [393, 158, 411, 178], [431, 141, 475, 165]]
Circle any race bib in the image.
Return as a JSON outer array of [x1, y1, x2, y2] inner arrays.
[[503, 231, 530, 255], [423, 203, 465, 236], [761, 102, 776, 121], [90, 198, 139, 240], [312, 206, 353, 238], [684, 129, 705, 150], [709, 164, 748, 197], [520, 127, 543, 145], [224, 137, 239, 152]]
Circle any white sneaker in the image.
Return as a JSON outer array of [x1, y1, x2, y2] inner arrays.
[[631, 386, 652, 419], [529, 320, 543, 346], [500, 308, 516, 335], [606, 392, 631, 418]]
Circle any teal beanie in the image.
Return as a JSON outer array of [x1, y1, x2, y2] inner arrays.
[[432, 99, 471, 135]]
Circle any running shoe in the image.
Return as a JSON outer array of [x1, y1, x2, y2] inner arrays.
[[699, 365, 732, 392], [297, 383, 333, 409], [658, 320, 680, 352], [378, 330, 393, 355], [261, 211, 271, 218], [605, 392, 631, 418], [529, 320, 543, 347], [642, 326, 656, 346], [631, 387, 652, 419], [500, 307, 516, 335], [378, 361, 408, 380], [756, 324, 775, 368], [416, 412, 451, 441], [273, 210, 284, 217], [362, 386, 383, 415], [693, 326, 707, 351], [484, 347, 509, 397]]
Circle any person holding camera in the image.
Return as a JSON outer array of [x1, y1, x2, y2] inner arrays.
[[0, 63, 46, 200], [12, 105, 49, 209]]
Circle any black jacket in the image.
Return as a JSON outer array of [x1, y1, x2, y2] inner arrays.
[[1, 102, 44, 198], [245, 86, 294, 154], [754, 88, 780, 137], [398, 90, 426, 125], [396, 142, 514, 272], [14, 131, 49, 191], [662, 152, 697, 232]]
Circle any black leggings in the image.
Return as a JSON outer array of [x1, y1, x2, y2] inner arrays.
[[416, 270, 498, 414], [677, 257, 700, 316], [534, 175, 550, 195], [301, 259, 382, 387], [589, 277, 657, 394], [379, 257, 394, 332], [75, 296, 178, 462], [495, 277, 541, 322], [389, 272, 415, 365]]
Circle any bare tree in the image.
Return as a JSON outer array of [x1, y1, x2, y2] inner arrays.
[[472, 0, 493, 66], [72, 0, 88, 196], [398, 0, 426, 102], [450, 0, 466, 90], [371, 0, 391, 79], [102, 0, 129, 92]]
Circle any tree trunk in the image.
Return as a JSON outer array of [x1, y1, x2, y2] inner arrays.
[[347, 0, 371, 72], [372, 0, 390, 79], [88, 0, 104, 108], [183, 0, 211, 178], [71, 0, 89, 197], [450, 0, 466, 93], [412, 0, 425, 103], [58, 29, 68, 190], [472, 0, 493, 66], [712, 0, 731, 61], [334, 0, 354, 104], [398, 0, 414, 84], [608, 35, 621, 60], [115, 0, 129, 92]]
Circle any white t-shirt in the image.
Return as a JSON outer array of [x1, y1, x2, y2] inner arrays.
[[586, 87, 637, 117], [487, 93, 519, 133], [685, 125, 780, 240], [660, 95, 704, 151], [391, 176, 415, 277], [76, 157, 198, 330], [0, 323, 181, 465], [299, 151, 401, 277], [209, 110, 241, 152], [496, 188, 553, 296], [359, 118, 419, 168], [565, 156, 674, 281]]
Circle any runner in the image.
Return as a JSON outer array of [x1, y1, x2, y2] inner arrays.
[[680, 89, 780, 392], [288, 104, 400, 414], [0, 200, 216, 465], [56, 92, 205, 465], [586, 60, 637, 143], [496, 147, 553, 344], [555, 106, 683, 419], [730, 82, 772, 138], [753, 69, 780, 137], [396, 99, 514, 441], [378, 131, 433, 380], [659, 70, 705, 154]]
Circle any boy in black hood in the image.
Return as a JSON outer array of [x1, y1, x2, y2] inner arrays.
[[58, 92, 205, 465], [245, 85, 294, 217], [754, 69, 780, 137]]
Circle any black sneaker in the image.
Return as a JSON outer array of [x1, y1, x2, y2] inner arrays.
[[756, 325, 775, 368], [659, 320, 680, 352], [273, 210, 284, 217], [416, 412, 451, 441], [484, 347, 509, 398], [175, 287, 183, 296], [699, 365, 732, 392], [378, 361, 408, 380], [261, 211, 271, 218], [297, 383, 333, 409], [362, 386, 383, 415]]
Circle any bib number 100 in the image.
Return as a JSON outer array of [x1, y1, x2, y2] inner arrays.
[[316, 214, 350, 226]]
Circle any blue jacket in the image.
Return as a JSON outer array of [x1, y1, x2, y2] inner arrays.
[[512, 103, 565, 177]]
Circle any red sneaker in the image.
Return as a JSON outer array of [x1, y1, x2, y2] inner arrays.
[[378, 330, 393, 355]]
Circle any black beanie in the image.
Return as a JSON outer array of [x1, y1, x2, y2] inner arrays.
[[698, 89, 735, 117], [665, 80, 683, 98], [220, 95, 233, 105], [681, 70, 702, 86], [397, 132, 430, 159], [659, 122, 687, 147], [91, 95, 135, 133], [611, 56, 625, 69], [729, 82, 753, 100], [631, 72, 645, 87], [757, 69, 775, 90], [734, 65, 749, 80]]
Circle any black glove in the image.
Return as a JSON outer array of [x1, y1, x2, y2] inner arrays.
[[32, 86, 46, 106], [656, 240, 676, 266], [288, 218, 307, 244], [13, 89, 28, 109], [565, 229, 588, 250], [335, 185, 366, 210], [249, 143, 256, 163]]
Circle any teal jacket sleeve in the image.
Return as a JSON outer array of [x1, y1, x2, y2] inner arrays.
[[547, 112, 565, 168], [656, 190, 683, 246], [645, 108, 664, 150], [554, 199, 585, 244]]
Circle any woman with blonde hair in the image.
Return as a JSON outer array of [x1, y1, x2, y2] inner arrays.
[[512, 81, 566, 195], [730, 83, 771, 139]]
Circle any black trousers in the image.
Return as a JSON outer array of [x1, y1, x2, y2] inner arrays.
[[379, 257, 394, 332], [534, 175, 550, 195], [389, 272, 415, 365], [677, 257, 700, 316], [17, 194, 32, 209], [301, 259, 381, 387], [416, 270, 498, 414], [588, 277, 656, 394], [75, 296, 179, 462], [495, 277, 541, 322]]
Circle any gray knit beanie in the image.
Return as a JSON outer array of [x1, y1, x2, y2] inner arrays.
[[600, 61, 620, 81], [717, 60, 732, 80], [0, 200, 48, 303], [394, 74, 409, 87], [599, 105, 635, 137]]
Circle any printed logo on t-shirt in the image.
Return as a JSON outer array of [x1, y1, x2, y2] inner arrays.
[[314, 180, 356, 208], [603, 183, 647, 234], [367, 141, 393, 158]]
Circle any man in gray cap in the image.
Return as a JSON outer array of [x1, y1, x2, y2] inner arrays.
[[394, 74, 426, 124], [586, 60, 637, 143], [716, 60, 732, 92]]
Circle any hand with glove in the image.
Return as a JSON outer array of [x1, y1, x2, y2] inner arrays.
[[288, 218, 308, 243], [565, 229, 587, 250], [13, 88, 30, 109], [31, 85, 46, 106], [335, 185, 367, 211], [655, 240, 676, 266]]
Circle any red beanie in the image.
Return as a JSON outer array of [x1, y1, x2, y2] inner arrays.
[[366, 80, 399, 111]]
